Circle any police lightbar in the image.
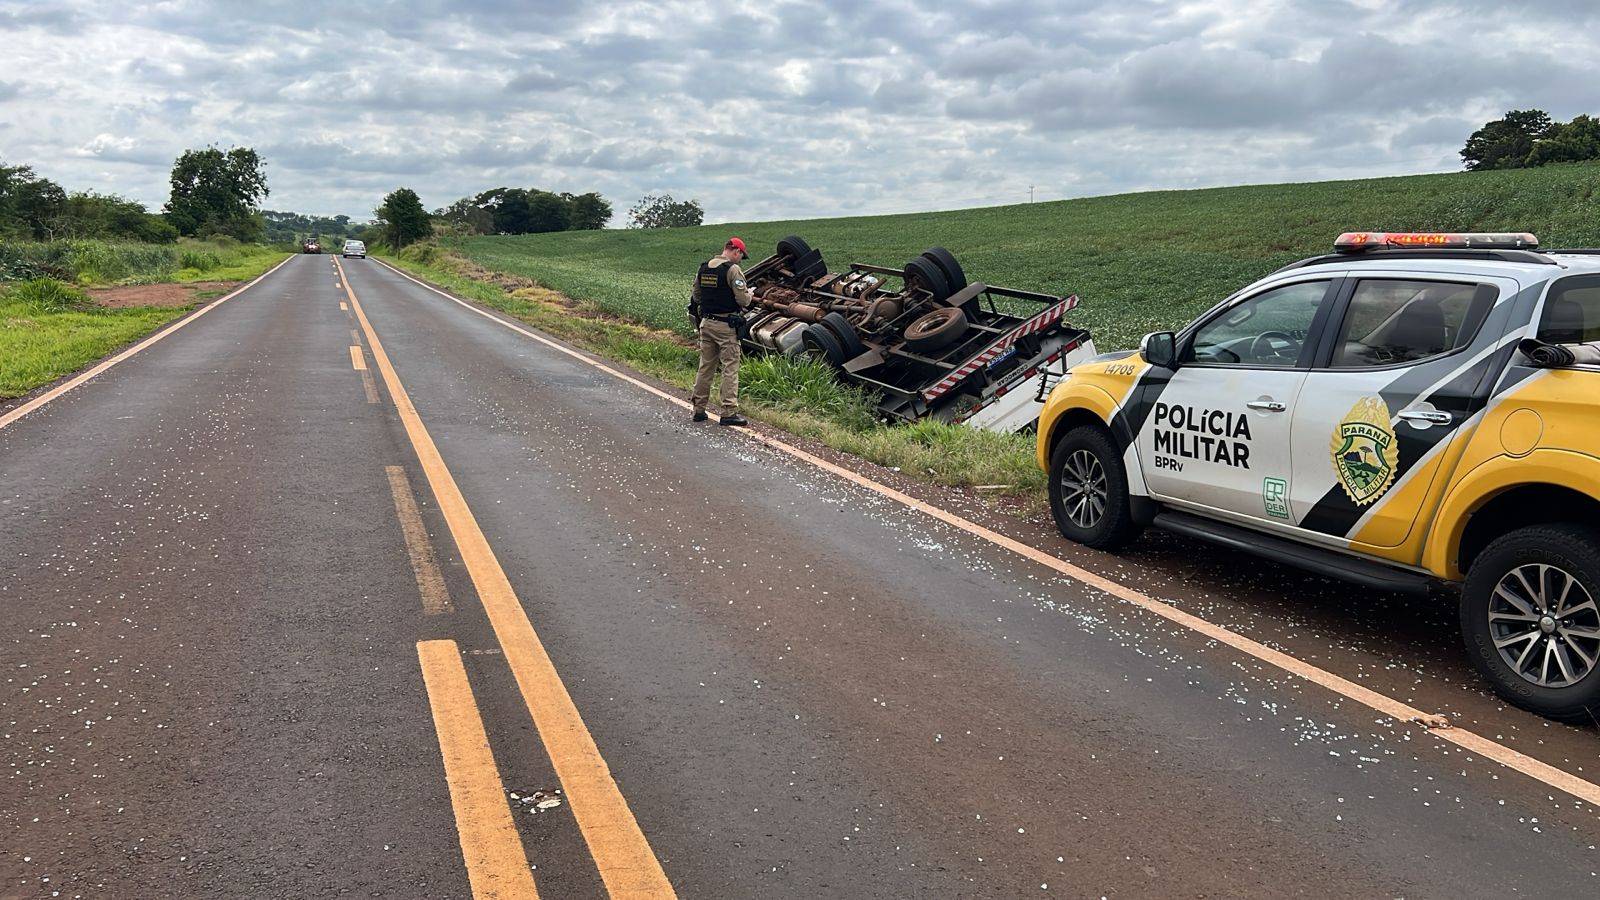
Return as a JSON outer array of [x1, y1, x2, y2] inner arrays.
[[1334, 232, 1540, 252]]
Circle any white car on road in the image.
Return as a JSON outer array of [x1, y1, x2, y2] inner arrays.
[[342, 240, 367, 259]]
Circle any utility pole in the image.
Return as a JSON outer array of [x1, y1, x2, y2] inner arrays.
[[1028, 185, 1035, 203]]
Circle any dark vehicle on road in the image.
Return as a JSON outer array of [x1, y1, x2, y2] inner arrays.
[[301, 238, 321, 254], [738, 236, 1095, 430]]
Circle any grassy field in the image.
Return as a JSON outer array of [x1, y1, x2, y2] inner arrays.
[[446, 162, 1600, 351], [2, 237, 287, 286], [0, 241, 287, 400]]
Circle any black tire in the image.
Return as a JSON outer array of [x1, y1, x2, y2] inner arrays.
[[920, 247, 968, 293], [820, 312, 867, 359], [1461, 524, 1600, 722], [1047, 426, 1141, 551], [903, 307, 968, 353], [903, 256, 952, 302], [800, 323, 845, 368], [777, 235, 811, 263]]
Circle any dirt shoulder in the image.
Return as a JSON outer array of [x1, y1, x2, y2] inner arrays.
[[87, 280, 238, 308]]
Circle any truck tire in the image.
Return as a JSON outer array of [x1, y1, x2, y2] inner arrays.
[[903, 256, 952, 302], [800, 323, 846, 369], [820, 312, 867, 359], [1461, 524, 1600, 722], [1048, 425, 1141, 550], [921, 247, 968, 293], [777, 235, 811, 263], [903, 307, 968, 353]]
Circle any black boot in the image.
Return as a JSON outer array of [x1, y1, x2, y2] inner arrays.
[[719, 413, 748, 426], [692, 409, 708, 423]]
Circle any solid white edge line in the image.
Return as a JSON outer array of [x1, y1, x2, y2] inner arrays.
[[371, 256, 1600, 812], [0, 253, 296, 432]]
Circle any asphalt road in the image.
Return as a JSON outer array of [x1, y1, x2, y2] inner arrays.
[[2, 253, 1597, 899]]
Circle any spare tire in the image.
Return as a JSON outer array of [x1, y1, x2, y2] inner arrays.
[[921, 247, 968, 293], [903, 256, 952, 302], [820, 312, 867, 360], [800, 323, 846, 368], [904, 307, 968, 353], [777, 235, 812, 263]]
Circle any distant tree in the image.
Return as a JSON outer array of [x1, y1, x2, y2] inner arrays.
[[0, 160, 67, 239], [1461, 109, 1555, 171], [261, 210, 362, 243], [491, 189, 535, 234], [165, 146, 269, 240], [374, 187, 433, 249], [435, 187, 612, 234], [51, 192, 177, 243], [1527, 114, 1600, 167], [435, 195, 496, 234], [525, 190, 571, 233], [627, 193, 704, 229], [564, 191, 612, 230]]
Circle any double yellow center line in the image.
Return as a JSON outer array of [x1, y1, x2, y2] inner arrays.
[[334, 258, 674, 898]]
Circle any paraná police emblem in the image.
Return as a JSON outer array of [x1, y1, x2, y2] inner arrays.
[[1330, 396, 1399, 506]]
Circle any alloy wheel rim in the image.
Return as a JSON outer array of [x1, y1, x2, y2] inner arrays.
[[1487, 563, 1600, 689], [1059, 449, 1108, 530]]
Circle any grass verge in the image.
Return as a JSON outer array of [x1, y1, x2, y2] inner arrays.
[[0, 280, 190, 399], [0, 244, 287, 401], [378, 246, 1047, 500]]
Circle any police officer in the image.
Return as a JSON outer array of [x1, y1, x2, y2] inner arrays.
[[690, 237, 755, 425]]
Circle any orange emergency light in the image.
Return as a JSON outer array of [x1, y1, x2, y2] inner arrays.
[[1334, 232, 1540, 252]]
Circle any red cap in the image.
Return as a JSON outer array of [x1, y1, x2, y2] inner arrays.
[[726, 237, 746, 254]]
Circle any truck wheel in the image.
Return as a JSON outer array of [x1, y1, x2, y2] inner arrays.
[[820, 312, 867, 359], [1461, 524, 1600, 722], [920, 247, 968, 293], [777, 235, 811, 263], [903, 307, 968, 353], [1048, 426, 1141, 550], [800, 324, 846, 369], [903, 256, 952, 302]]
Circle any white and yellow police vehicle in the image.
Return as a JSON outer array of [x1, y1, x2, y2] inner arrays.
[[1036, 232, 1600, 720]]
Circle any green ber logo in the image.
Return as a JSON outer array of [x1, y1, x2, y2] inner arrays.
[[1263, 477, 1289, 519]]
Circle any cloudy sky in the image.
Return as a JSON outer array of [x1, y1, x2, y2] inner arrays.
[[2, 0, 1598, 225]]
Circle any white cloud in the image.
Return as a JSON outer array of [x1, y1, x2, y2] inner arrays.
[[1, 0, 1596, 223]]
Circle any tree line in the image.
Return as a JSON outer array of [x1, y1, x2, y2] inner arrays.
[[2, 146, 273, 244], [367, 186, 709, 251], [1462, 109, 1600, 171], [432, 187, 613, 235]]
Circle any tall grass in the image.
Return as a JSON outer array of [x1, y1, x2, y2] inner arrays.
[[0, 237, 286, 286]]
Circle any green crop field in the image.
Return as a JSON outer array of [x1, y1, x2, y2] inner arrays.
[[446, 162, 1600, 351]]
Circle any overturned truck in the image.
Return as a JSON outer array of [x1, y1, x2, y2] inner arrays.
[[738, 236, 1095, 432]]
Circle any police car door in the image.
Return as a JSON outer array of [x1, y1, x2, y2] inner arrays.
[[1287, 273, 1516, 552], [1139, 278, 1338, 523]]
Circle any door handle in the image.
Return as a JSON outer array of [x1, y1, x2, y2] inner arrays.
[[1399, 409, 1453, 425], [1246, 400, 1287, 412]]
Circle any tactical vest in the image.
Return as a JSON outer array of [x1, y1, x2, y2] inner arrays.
[[695, 260, 738, 315]]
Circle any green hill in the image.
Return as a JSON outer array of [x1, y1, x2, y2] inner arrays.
[[444, 162, 1600, 350]]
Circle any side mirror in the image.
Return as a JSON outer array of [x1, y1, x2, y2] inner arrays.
[[1141, 331, 1178, 369]]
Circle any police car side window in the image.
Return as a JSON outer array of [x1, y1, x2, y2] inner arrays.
[[1184, 281, 1329, 367], [1537, 275, 1600, 345], [1328, 279, 1493, 368]]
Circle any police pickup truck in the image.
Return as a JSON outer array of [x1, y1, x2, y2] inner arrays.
[[1037, 232, 1600, 720]]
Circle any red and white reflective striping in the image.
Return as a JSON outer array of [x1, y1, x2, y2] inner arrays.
[[921, 296, 1078, 400]]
